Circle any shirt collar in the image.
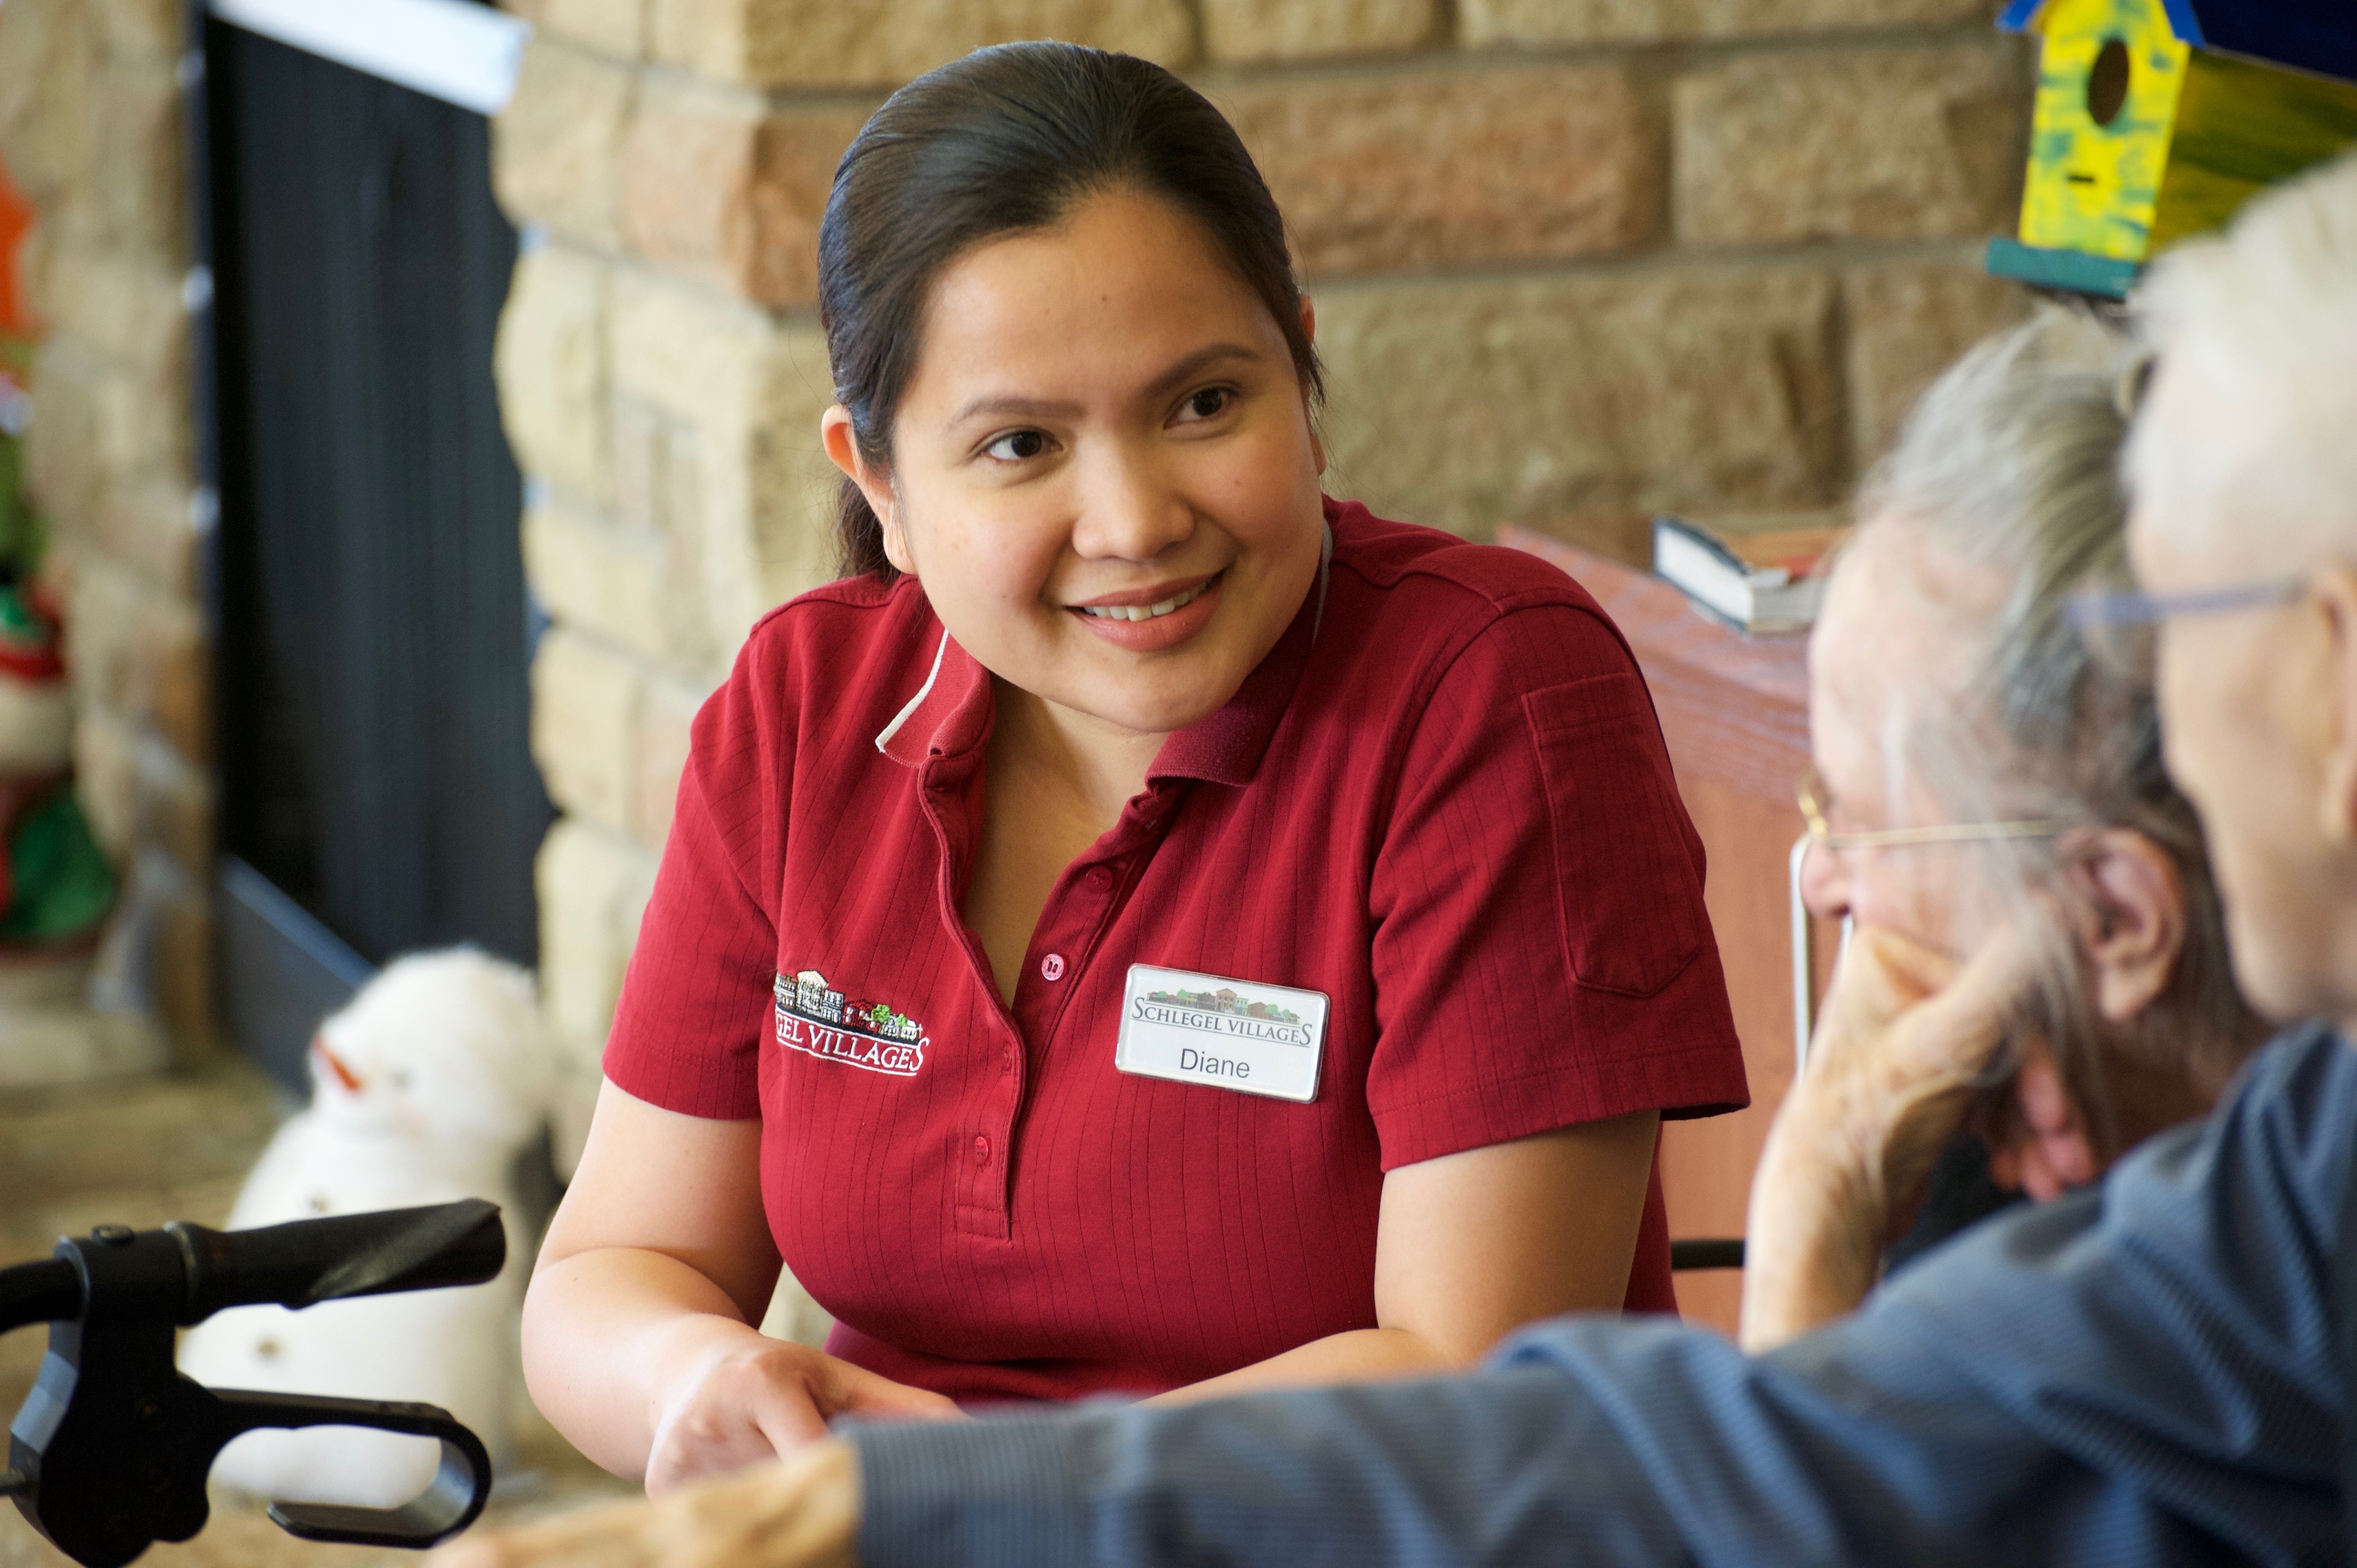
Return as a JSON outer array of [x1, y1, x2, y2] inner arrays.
[[874, 625, 991, 767], [873, 518, 1333, 785], [1149, 520, 1330, 788]]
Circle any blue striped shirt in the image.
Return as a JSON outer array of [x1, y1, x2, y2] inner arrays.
[[852, 1023, 2349, 1566]]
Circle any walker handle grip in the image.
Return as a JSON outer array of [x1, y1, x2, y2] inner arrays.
[[168, 1199, 506, 1322]]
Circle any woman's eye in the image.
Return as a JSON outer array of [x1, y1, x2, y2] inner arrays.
[[984, 430, 1048, 462], [1176, 387, 1231, 422]]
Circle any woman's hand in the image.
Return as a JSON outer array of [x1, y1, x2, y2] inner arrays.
[[524, 1084, 961, 1486], [1740, 922, 2041, 1353], [429, 1438, 862, 1568], [647, 1325, 963, 1495]]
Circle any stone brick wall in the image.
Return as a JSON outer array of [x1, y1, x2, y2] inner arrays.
[[491, 0, 2035, 1157], [0, 0, 214, 1055]]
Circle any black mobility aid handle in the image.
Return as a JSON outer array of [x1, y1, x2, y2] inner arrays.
[[1, 1200, 505, 1568]]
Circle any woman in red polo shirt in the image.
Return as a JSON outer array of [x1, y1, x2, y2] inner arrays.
[[524, 41, 1748, 1493]]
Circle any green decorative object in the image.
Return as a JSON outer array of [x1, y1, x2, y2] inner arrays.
[[0, 785, 114, 943]]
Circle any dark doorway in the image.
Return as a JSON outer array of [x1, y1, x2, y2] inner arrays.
[[201, 12, 549, 1085]]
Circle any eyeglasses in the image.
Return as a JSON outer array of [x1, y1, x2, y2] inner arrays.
[[2066, 574, 2305, 630], [1796, 765, 2071, 852]]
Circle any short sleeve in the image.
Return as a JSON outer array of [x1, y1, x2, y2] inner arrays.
[[1365, 604, 1748, 1170], [601, 637, 786, 1121]]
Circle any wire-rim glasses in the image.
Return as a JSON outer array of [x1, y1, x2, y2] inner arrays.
[[1796, 764, 2071, 852]]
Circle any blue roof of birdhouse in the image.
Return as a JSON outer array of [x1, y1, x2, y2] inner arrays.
[[2000, 0, 2357, 82]]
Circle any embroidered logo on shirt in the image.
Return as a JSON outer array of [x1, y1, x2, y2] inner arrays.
[[774, 969, 927, 1077]]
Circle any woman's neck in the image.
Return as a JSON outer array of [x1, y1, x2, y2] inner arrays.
[[990, 679, 1167, 829], [961, 682, 1169, 1004]]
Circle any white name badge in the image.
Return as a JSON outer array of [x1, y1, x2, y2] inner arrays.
[[1115, 964, 1328, 1103]]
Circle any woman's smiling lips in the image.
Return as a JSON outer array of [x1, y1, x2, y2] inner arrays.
[[1068, 571, 1223, 651]]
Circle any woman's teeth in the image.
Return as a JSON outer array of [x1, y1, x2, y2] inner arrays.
[[1079, 578, 1212, 621]]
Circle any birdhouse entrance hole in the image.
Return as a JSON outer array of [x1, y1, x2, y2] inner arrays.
[[2088, 36, 2131, 126]]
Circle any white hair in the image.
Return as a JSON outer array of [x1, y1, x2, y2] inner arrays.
[[2124, 149, 2357, 560]]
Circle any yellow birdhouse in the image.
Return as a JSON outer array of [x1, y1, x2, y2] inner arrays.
[[1990, 0, 2357, 297]]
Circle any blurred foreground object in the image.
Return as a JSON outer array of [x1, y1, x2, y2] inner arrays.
[[0, 583, 108, 943], [1990, 0, 2357, 297], [0, 141, 137, 1084], [0, 572, 135, 1084], [2, 1201, 504, 1567], [178, 951, 557, 1509]]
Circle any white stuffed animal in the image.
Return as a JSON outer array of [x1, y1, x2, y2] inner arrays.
[[177, 947, 557, 1508]]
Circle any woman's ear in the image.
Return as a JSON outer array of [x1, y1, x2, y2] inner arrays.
[[820, 405, 915, 576], [2059, 828, 2186, 1024]]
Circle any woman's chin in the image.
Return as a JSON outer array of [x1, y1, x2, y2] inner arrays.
[[1043, 674, 1233, 742]]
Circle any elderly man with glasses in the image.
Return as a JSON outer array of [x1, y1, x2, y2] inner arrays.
[[444, 152, 2357, 1568]]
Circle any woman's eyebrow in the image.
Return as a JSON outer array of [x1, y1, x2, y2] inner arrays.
[[950, 391, 1086, 425], [948, 343, 1267, 427], [1143, 341, 1265, 399]]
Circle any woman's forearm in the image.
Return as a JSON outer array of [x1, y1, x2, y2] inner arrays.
[[522, 1246, 770, 1478], [1145, 1327, 1457, 1406], [1150, 1115, 1669, 1404]]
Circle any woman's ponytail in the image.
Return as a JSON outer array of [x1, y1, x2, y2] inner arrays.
[[835, 475, 893, 580]]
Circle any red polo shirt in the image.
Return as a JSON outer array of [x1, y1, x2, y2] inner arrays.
[[605, 498, 1747, 1403]]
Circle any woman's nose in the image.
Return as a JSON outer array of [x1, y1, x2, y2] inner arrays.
[[1071, 446, 1193, 562], [1797, 838, 1852, 924]]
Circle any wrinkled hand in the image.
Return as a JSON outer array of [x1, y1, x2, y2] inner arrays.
[[429, 1438, 861, 1568], [647, 1332, 963, 1496], [1792, 922, 2046, 1210], [1740, 922, 2044, 1352]]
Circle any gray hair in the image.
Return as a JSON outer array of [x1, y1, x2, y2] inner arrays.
[[1857, 318, 2258, 1141], [2125, 149, 2357, 559], [1861, 316, 2135, 775]]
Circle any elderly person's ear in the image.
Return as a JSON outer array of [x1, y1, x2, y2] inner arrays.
[[2057, 828, 2186, 1023], [2310, 564, 2357, 848]]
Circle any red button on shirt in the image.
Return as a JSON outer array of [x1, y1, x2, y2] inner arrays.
[[606, 499, 1748, 1404]]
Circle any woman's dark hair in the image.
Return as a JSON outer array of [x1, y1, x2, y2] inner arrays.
[[817, 42, 1322, 580]]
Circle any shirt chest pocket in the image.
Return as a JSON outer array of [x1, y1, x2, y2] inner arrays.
[[1522, 673, 1710, 998]]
